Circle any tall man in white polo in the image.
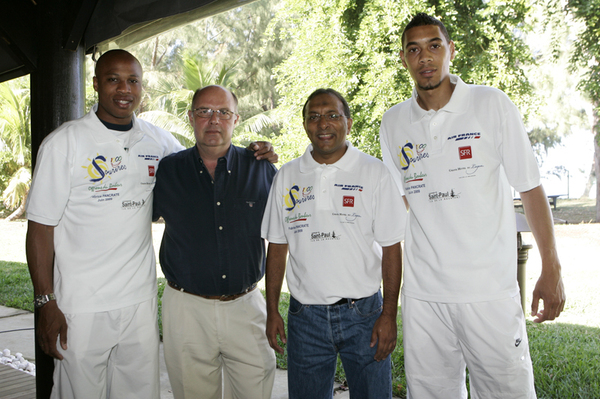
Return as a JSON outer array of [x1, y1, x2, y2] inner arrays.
[[379, 12, 566, 399]]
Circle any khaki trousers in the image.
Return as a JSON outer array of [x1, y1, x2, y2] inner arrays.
[[163, 285, 276, 399]]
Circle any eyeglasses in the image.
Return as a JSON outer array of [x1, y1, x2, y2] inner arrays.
[[191, 107, 236, 120], [305, 113, 346, 123]]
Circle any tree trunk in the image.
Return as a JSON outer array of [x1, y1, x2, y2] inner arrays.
[[151, 36, 159, 70], [594, 108, 600, 222], [5, 202, 25, 221], [581, 160, 595, 198], [5, 191, 27, 221]]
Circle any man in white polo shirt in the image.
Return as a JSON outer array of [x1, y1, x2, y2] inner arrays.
[[379, 13, 566, 399], [262, 88, 406, 398], [25, 50, 183, 399]]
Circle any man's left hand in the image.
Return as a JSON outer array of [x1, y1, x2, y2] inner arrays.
[[248, 141, 278, 163], [531, 264, 566, 323], [370, 313, 397, 361]]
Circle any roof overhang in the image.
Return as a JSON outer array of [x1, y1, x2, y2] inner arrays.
[[0, 0, 254, 84]]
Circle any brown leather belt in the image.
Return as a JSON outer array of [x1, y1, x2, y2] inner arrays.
[[167, 281, 257, 301]]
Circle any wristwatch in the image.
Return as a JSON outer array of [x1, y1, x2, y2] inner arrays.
[[34, 293, 56, 309]]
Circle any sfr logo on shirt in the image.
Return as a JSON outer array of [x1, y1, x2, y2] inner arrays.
[[343, 196, 354, 207], [148, 165, 155, 177], [459, 146, 472, 160]]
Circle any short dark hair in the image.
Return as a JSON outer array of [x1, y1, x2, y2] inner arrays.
[[302, 88, 351, 119], [191, 85, 239, 111], [402, 12, 451, 50]]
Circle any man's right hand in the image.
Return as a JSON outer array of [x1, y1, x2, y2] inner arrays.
[[266, 312, 286, 354], [38, 301, 68, 359]]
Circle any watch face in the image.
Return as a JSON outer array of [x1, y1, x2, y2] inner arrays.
[[34, 297, 46, 308], [34, 294, 55, 308]]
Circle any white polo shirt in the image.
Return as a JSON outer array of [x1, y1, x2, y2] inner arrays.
[[261, 142, 406, 305], [26, 106, 184, 313], [380, 75, 540, 303]]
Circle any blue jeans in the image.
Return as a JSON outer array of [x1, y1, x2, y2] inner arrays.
[[287, 291, 392, 399]]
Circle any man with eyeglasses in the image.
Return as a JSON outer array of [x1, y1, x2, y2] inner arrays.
[[152, 85, 278, 399], [262, 88, 406, 398]]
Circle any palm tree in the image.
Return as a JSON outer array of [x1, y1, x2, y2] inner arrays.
[[0, 80, 31, 221]]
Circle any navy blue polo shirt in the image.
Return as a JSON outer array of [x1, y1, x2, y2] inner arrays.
[[153, 144, 277, 296]]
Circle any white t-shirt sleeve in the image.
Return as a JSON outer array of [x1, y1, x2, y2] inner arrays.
[[26, 137, 72, 226], [261, 169, 288, 244], [380, 116, 406, 195], [372, 165, 406, 246], [495, 94, 540, 192]]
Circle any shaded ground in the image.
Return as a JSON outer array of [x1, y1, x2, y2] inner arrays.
[[514, 197, 597, 224]]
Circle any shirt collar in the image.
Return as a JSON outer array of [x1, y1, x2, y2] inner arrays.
[[193, 143, 235, 170], [298, 140, 359, 173], [90, 104, 143, 144], [410, 74, 469, 122]]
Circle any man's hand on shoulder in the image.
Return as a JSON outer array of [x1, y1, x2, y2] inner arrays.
[[38, 301, 68, 359], [370, 312, 397, 361], [247, 141, 278, 163]]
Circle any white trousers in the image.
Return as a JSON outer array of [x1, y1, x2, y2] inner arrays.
[[402, 294, 536, 399], [163, 285, 276, 399], [51, 297, 160, 399]]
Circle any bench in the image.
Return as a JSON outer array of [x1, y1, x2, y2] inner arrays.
[[513, 194, 566, 210]]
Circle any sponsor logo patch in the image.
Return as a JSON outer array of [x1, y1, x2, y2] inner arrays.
[[122, 199, 145, 210], [429, 189, 461, 202], [399, 142, 429, 171], [310, 231, 341, 241], [82, 153, 127, 184], [284, 184, 315, 212], [459, 146, 472, 160], [447, 132, 481, 141], [343, 196, 354, 207]]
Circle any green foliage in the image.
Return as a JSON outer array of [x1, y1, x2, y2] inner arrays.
[[268, 0, 535, 162], [523, 1, 589, 157], [128, 0, 288, 146], [0, 261, 33, 312], [567, 0, 600, 108], [158, 278, 166, 339], [0, 78, 32, 215], [528, 321, 600, 398]]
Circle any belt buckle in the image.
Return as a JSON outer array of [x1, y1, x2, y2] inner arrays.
[[218, 283, 255, 301]]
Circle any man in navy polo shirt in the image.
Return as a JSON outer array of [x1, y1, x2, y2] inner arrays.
[[153, 85, 278, 399]]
